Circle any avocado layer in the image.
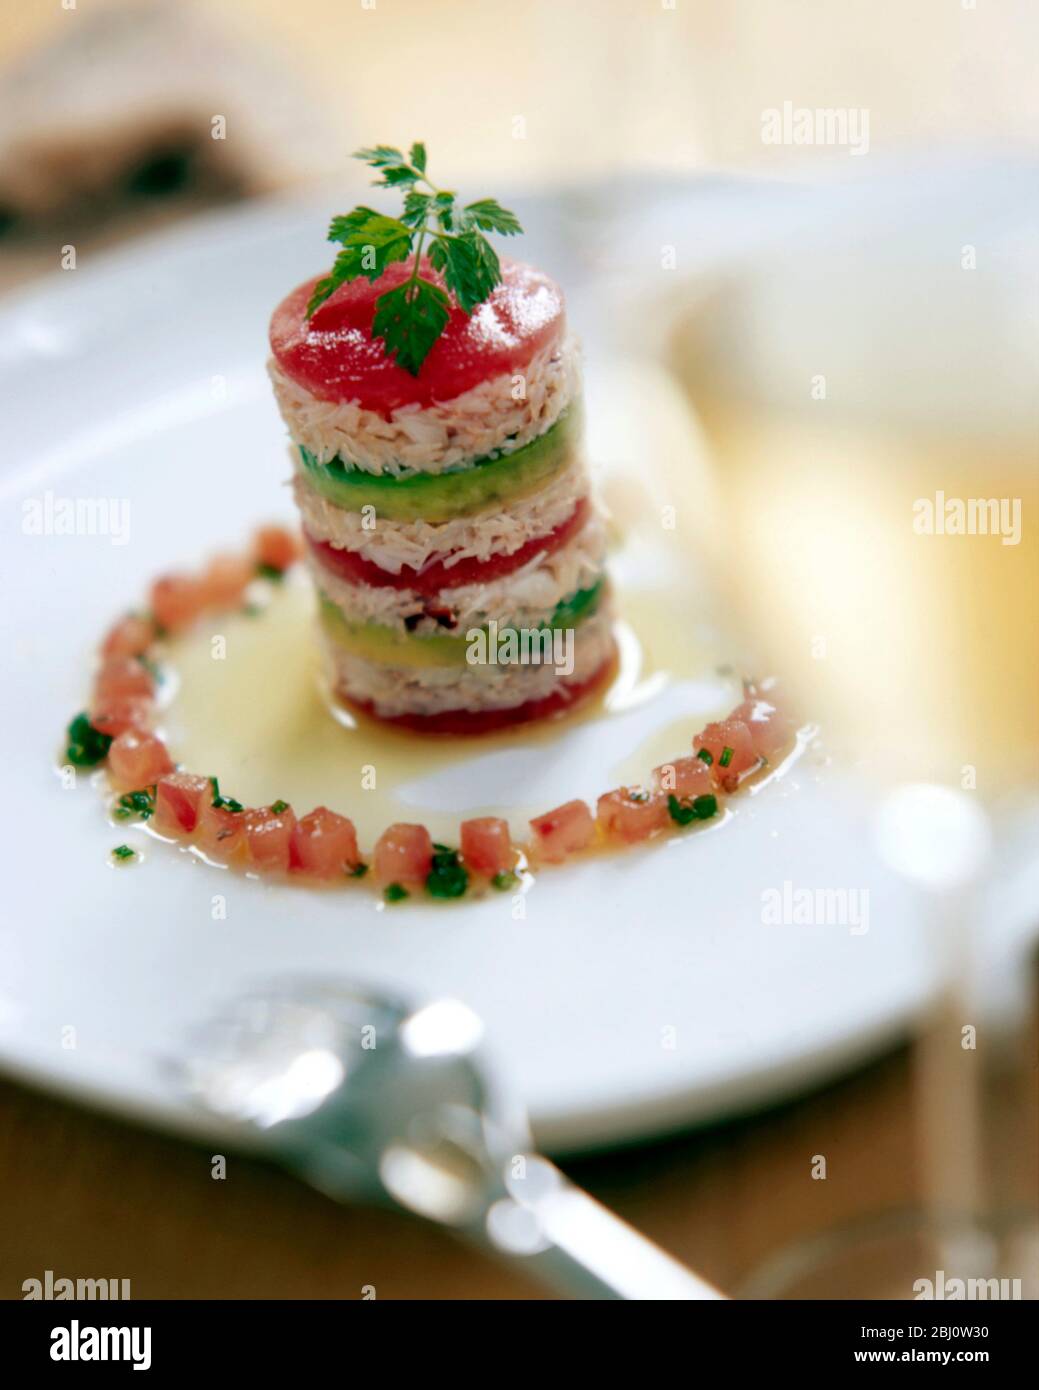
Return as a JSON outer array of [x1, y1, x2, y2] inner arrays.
[[299, 407, 579, 523], [319, 579, 605, 669]]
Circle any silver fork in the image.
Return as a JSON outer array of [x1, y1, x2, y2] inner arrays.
[[178, 980, 723, 1300]]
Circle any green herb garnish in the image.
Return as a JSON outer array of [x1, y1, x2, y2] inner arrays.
[[348, 862, 369, 879], [66, 712, 113, 768], [491, 870, 518, 892], [719, 746, 734, 769], [111, 844, 136, 862], [116, 788, 155, 821], [667, 793, 719, 826], [209, 777, 244, 813], [384, 882, 409, 903], [256, 562, 285, 582], [269, 799, 289, 815], [426, 844, 469, 899], [696, 747, 713, 766], [306, 143, 523, 375]]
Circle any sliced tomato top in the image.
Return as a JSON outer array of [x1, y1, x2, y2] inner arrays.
[[306, 496, 590, 596], [270, 257, 565, 415]]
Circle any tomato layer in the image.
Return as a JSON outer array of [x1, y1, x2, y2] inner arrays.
[[270, 258, 564, 414], [339, 649, 616, 736], [307, 497, 590, 595]]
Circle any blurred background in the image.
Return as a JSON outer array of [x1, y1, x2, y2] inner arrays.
[[0, 0, 1036, 1299]]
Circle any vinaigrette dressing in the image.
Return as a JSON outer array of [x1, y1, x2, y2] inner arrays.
[[159, 565, 742, 847]]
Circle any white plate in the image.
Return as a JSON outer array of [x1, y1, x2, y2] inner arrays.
[[0, 192, 931, 1153]]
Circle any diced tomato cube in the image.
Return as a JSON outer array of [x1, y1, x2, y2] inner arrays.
[[373, 823, 433, 886], [94, 655, 154, 703], [107, 731, 173, 792], [90, 693, 154, 738], [596, 787, 670, 844], [154, 773, 211, 836], [195, 801, 247, 862], [692, 718, 760, 791], [150, 573, 205, 632], [654, 755, 713, 799], [291, 807, 361, 879], [460, 817, 513, 877], [254, 525, 300, 573], [101, 614, 155, 659], [732, 696, 794, 763], [242, 804, 298, 874], [529, 799, 595, 863], [201, 554, 254, 608]]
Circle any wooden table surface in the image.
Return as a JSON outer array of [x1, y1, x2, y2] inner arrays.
[[0, 1047, 922, 1300]]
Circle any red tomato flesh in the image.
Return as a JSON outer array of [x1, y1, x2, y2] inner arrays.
[[108, 731, 174, 792], [373, 823, 433, 887], [270, 258, 565, 415], [460, 817, 513, 877], [307, 497, 589, 596], [596, 788, 670, 844], [150, 574, 205, 633], [692, 718, 760, 792], [154, 773, 212, 836], [292, 807, 361, 879], [195, 802, 247, 862], [102, 615, 155, 659], [90, 693, 153, 738], [253, 525, 300, 573], [654, 755, 713, 799], [732, 697, 794, 763], [201, 554, 254, 608], [242, 805, 298, 874], [94, 655, 153, 703], [529, 799, 595, 863]]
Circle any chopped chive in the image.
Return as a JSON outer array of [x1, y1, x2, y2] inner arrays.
[[117, 788, 155, 821], [426, 845, 469, 899], [668, 793, 719, 826], [696, 747, 713, 765], [270, 799, 289, 814], [256, 562, 285, 582], [384, 882, 409, 902], [491, 870, 518, 891], [348, 862, 369, 879], [66, 712, 113, 767], [111, 844, 136, 862], [719, 746, 734, 769], [208, 778, 245, 813]]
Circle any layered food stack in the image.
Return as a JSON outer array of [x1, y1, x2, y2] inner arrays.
[[268, 257, 614, 733]]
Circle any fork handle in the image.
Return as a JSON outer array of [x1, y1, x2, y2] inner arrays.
[[471, 1157, 724, 1301]]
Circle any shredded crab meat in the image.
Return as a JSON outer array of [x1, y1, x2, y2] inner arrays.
[[324, 609, 617, 718], [309, 513, 608, 634], [268, 334, 580, 477], [292, 456, 590, 574]]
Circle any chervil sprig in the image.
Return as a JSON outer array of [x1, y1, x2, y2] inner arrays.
[[305, 143, 523, 375]]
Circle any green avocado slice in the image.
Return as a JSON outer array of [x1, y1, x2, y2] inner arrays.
[[319, 578, 605, 669], [298, 407, 579, 523]]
